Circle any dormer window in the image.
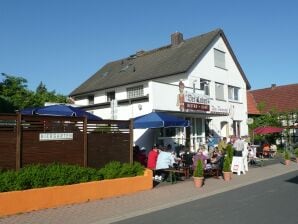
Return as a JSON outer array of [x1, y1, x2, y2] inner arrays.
[[127, 85, 144, 99], [214, 49, 226, 69]]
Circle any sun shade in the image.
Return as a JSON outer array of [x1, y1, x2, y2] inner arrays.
[[21, 105, 102, 121], [133, 112, 190, 129], [253, 126, 283, 135]]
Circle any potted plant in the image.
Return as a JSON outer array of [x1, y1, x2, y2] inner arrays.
[[284, 150, 290, 165], [222, 156, 232, 181], [193, 159, 204, 188], [294, 148, 298, 163]]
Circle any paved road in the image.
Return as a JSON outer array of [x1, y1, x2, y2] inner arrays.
[[114, 171, 298, 224]]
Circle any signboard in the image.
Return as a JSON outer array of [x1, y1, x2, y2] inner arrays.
[[210, 105, 229, 114], [183, 91, 210, 112], [39, 133, 73, 141]]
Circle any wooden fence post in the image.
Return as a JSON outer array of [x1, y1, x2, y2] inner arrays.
[[16, 112, 22, 170], [130, 118, 134, 164], [83, 116, 88, 167]]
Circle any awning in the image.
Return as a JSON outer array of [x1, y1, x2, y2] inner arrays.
[[133, 112, 190, 129], [253, 126, 283, 135], [21, 104, 102, 121]]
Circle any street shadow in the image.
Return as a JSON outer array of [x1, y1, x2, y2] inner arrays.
[[285, 175, 298, 184]]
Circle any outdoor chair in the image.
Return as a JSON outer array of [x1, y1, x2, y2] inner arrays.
[[204, 156, 224, 179]]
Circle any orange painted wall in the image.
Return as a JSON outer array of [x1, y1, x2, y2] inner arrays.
[[0, 169, 153, 217]]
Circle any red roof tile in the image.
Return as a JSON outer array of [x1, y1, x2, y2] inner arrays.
[[247, 91, 260, 115], [248, 84, 298, 114]]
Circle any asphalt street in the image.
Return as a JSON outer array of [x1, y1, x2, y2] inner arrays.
[[114, 171, 298, 224]]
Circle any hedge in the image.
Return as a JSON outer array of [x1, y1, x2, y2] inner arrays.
[[0, 162, 144, 192]]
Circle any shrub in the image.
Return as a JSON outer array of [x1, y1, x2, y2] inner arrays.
[[223, 156, 231, 172], [284, 150, 290, 160], [0, 162, 145, 193], [294, 148, 298, 158], [193, 159, 203, 177], [226, 144, 234, 162]]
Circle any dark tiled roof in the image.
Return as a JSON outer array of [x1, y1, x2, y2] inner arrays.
[[70, 29, 250, 96], [248, 84, 298, 114]]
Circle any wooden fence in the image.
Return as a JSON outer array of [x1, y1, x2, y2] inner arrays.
[[0, 113, 133, 170]]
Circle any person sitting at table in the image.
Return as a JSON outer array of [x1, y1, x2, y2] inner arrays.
[[192, 147, 208, 171], [180, 147, 193, 168], [270, 144, 277, 157], [262, 143, 270, 157], [155, 146, 175, 181], [133, 145, 147, 167], [147, 145, 159, 170]]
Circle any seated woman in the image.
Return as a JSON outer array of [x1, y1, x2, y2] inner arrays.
[[270, 144, 277, 157], [262, 143, 270, 157], [192, 146, 208, 171], [210, 149, 222, 169]]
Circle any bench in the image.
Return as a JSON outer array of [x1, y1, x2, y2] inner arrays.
[[163, 167, 190, 184]]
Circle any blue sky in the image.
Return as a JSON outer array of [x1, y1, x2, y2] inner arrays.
[[0, 0, 297, 95]]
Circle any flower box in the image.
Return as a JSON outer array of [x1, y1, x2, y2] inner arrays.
[[0, 169, 153, 217]]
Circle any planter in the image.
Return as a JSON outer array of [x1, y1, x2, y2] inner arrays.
[[223, 171, 232, 181], [0, 169, 153, 217], [193, 176, 204, 188], [284, 160, 290, 165]]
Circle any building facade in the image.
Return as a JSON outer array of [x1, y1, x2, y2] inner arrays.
[[70, 29, 251, 151], [247, 84, 298, 145]]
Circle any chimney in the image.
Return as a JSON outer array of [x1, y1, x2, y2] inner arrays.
[[171, 32, 183, 46], [271, 84, 276, 89]]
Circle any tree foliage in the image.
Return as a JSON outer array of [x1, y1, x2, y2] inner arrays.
[[249, 102, 298, 144], [0, 73, 68, 113]]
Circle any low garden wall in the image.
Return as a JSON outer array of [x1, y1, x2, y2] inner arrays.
[[0, 169, 153, 217]]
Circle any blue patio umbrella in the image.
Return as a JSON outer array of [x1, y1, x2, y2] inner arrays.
[[21, 104, 102, 121], [133, 112, 190, 129]]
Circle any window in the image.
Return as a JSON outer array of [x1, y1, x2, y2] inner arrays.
[[214, 49, 226, 69], [88, 95, 94, 105], [200, 79, 210, 96], [228, 86, 240, 101], [233, 121, 241, 137], [127, 85, 144, 99], [107, 91, 115, 102], [191, 118, 203, 136], [215, 82, 224, 100]]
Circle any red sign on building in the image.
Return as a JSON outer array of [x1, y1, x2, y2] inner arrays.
[[184, 102, 210, 111]]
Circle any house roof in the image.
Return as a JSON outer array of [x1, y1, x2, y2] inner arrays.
[[70, 28, 250, 97], [248, 83, 298, 114], [247, 91, 260, 115]]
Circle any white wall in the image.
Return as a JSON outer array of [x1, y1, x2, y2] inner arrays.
[[74, 34, 249, 143]]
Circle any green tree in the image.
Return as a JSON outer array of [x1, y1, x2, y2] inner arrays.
[[0, 73, 68, 112], [0, 73, 33, 112]]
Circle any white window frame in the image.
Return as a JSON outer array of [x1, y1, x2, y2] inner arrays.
[[200, 79, 210, 96], [214, 48, 226, 69], [228, 86, 240, 101], [127, 85, 144, 99], [215, 82, 225, 101]]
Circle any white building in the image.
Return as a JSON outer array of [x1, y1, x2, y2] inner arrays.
[[70, 29, 251, 152]]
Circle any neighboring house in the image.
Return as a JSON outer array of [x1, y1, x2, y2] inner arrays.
[[70, 28, 251, 151], [247, 83, 298, 144]]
